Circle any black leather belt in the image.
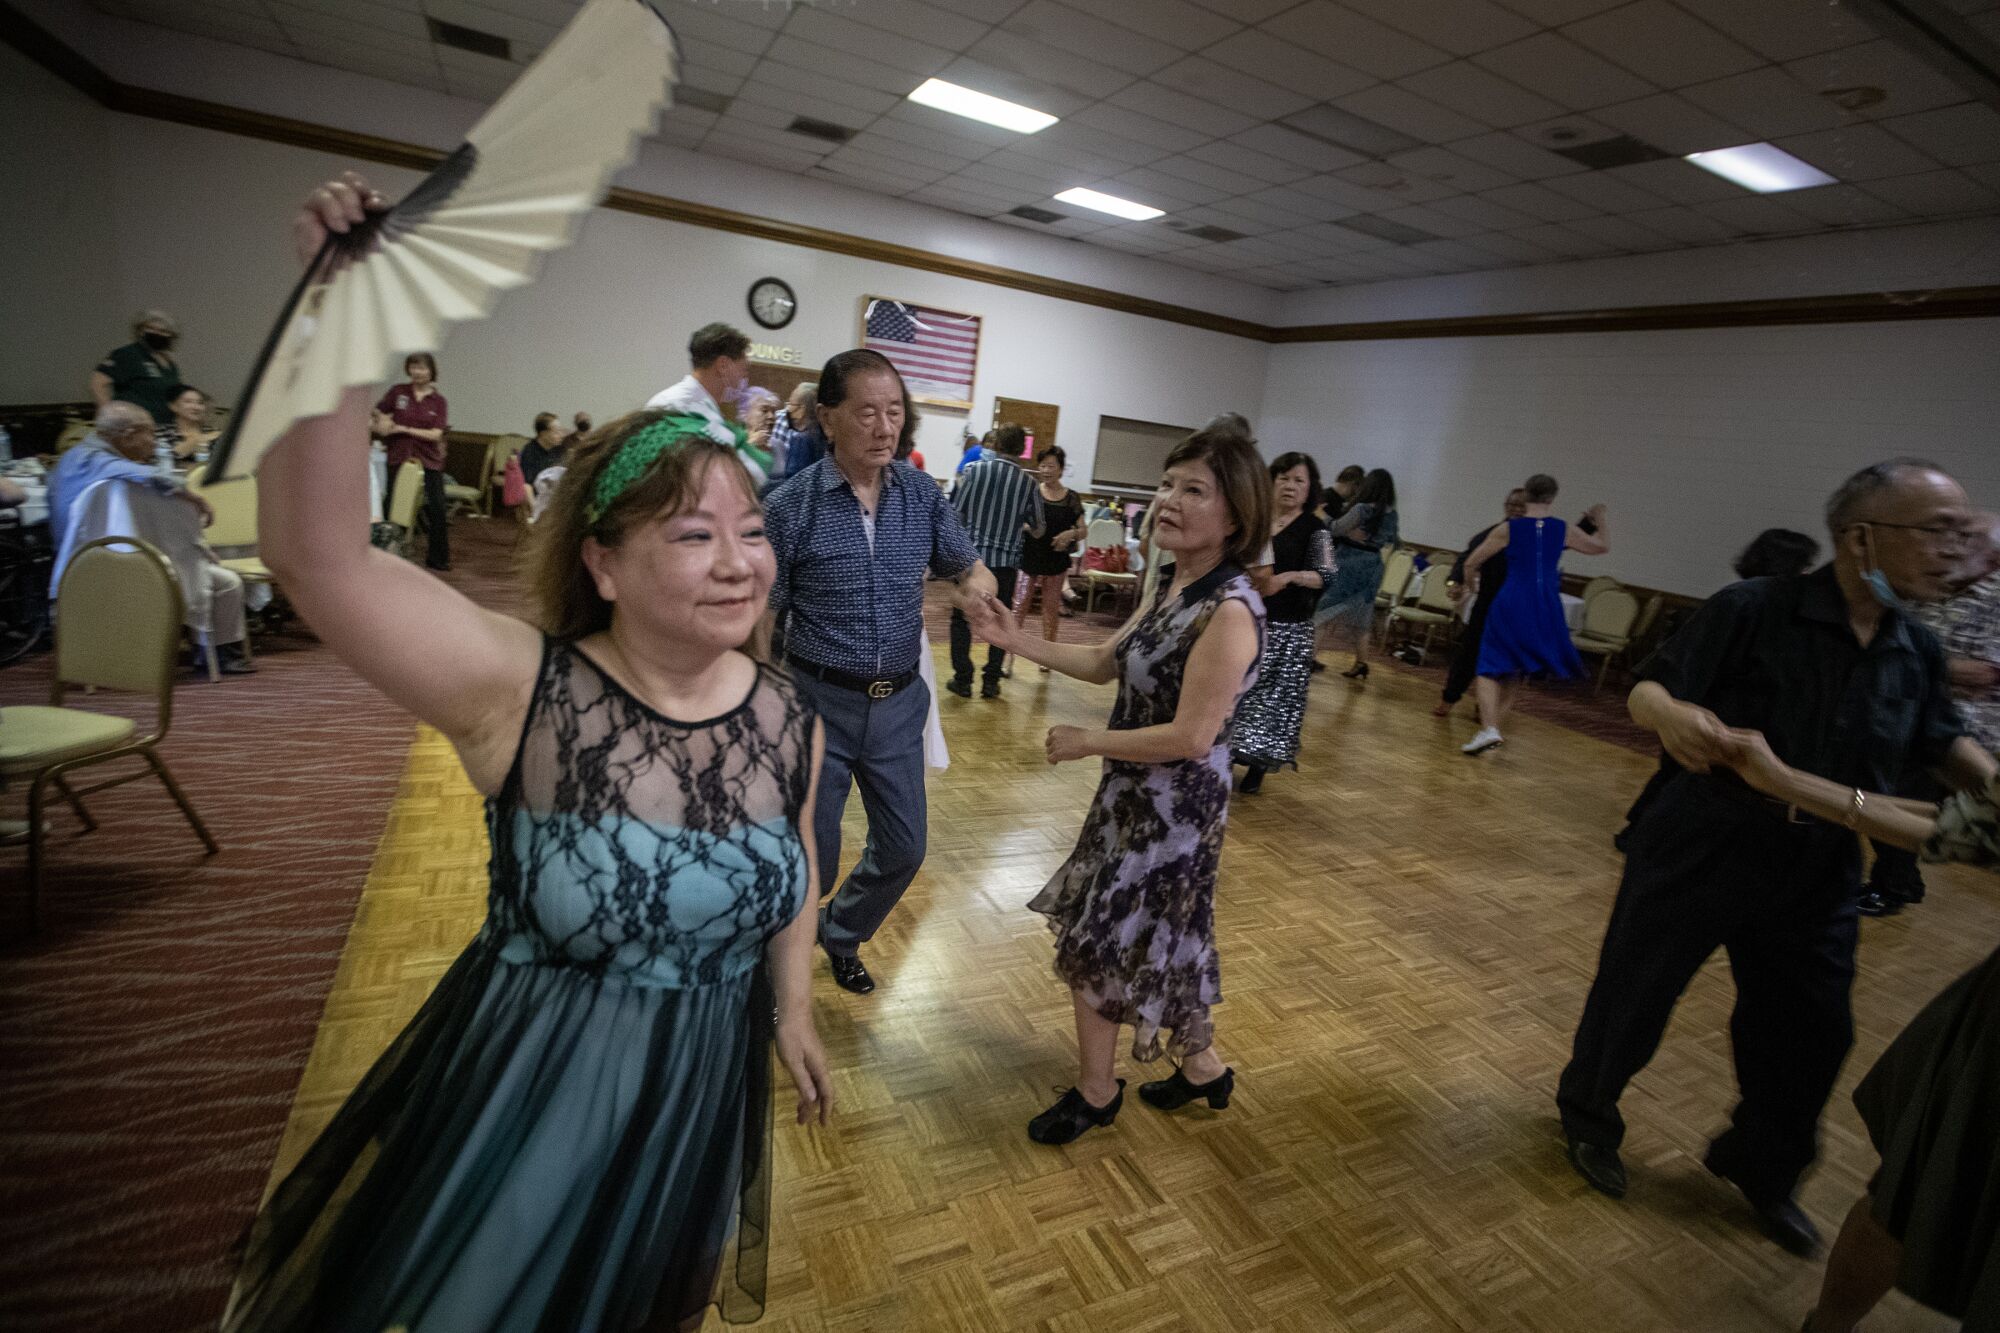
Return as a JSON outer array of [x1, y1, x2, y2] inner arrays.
[[786, 655, 919, 700]]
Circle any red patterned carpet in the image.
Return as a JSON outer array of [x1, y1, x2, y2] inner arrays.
[[0, 517, 522, 1333]]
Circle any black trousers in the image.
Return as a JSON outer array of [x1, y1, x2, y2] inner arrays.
[[1441, 592, 1496, 702], [1557, 775, 1861, 1201], [387, 466, 451, 570], [949, 566, 1016, 685]]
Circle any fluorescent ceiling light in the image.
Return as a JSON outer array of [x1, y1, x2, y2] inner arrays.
[[1683, 143, 1837, 193], [907, 78, 1056, 134], [1054, 186, 1163, 220]]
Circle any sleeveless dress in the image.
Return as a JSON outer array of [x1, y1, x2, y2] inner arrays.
[[223, 643, 815, 1333], [1233, 514, 1335, 770], [1029, 563, 1264, 1062], [1853, 774, 2000, 1324], [1021, 487, 1084, 577], [1476, 515, 1583, 679]]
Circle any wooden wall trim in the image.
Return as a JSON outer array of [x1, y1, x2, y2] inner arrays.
[[7, 2, 1998, 348]]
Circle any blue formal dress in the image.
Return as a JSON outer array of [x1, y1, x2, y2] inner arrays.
[[1476, 516, 1583, 679], [224, 643, 815, 1333]]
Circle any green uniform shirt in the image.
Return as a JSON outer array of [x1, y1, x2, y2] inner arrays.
[[96, 341, 183, 423]]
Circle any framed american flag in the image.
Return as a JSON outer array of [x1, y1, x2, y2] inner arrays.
[[859, 296, 981, 411]]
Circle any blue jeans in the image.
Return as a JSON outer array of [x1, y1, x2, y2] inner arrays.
[[792, 670, 930, 957]]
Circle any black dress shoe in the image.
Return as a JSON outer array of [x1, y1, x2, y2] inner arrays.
[[980, 678, 1002, 699], [1139, 1065, 1233, 1110], [1856, 889, 1903, 917], [945, 677, 973, 699], [1703, 1148, 1822, 1256], [826, 950, 875, 995], [1027, 1081, 1124, 1145], [1565, 1139, 1628, 1198]]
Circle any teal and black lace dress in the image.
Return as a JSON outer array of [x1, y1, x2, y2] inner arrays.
[[224, 641, 815, 1333], [1853, 771, 2000, 1325]]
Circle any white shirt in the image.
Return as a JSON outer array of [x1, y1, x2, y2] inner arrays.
[[645, 374, 765, 486]]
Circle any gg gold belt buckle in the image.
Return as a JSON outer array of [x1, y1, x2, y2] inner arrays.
[[867, 678, 893, 700]]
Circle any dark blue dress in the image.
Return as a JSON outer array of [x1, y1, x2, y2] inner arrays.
[[223, 643, 815, 1332], [1476, 516, 1582, 679]]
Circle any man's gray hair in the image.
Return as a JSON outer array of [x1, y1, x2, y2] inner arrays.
[[1824, 457, 1943, 534], [131, 308, 178, 337], [791, 381, 817, 411], [94, 401, 153, 439]]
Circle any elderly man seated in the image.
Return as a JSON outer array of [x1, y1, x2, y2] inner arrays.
[[47, 401, 254, 676]]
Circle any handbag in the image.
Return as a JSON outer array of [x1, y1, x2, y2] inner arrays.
[[501, 453, 527, 508]]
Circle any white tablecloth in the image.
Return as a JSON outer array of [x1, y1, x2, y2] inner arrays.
[[1561, 592, 1586, 630]]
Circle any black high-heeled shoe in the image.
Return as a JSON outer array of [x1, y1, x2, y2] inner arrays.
[[1138, 1065, 1234, 1111], [1027, 1080, 1124, 1145], [1341, 661, 1369, 680]]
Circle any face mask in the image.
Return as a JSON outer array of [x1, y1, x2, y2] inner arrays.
[[141, 330, 175, 350], [1857, 526, 1908, 613]]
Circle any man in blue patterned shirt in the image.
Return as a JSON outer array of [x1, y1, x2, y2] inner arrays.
[[947, 424, 1035, 699], [765, 350, 996, 994]]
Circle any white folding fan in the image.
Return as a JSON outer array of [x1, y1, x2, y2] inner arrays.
[[204, 0, 678, 481]]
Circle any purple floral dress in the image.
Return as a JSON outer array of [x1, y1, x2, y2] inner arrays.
[[1029, 562, 1264, 1061]]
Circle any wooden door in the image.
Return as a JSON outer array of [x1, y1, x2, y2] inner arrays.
[[741, 363, 815, 420], [993, 397, 1058, 459]]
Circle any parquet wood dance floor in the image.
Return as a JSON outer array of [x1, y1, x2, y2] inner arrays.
[[270, 628, 1996, 1332]]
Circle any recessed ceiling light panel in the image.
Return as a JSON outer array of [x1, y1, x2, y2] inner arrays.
[[907, 78, 1057, 134], [1684, 143, 1837, 193], [1054, 186, 1163, 220]]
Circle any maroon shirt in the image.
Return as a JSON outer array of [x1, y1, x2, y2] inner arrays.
[[376, 383, 449, 471]]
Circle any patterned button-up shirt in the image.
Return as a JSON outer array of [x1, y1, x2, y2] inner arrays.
[[1916, 572, 2000, 750], [950, 456, 1036, 571], [766, 457, 980, 676]]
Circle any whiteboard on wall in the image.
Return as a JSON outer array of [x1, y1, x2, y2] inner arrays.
[[1092, 415, 1192, 490]]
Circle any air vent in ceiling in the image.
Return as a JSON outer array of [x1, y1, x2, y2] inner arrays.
[[1548, 134, 1671, 170], [1161, 219, 1248, 243], [1281, 104, 1423, 158], [1008, 204, 1064, 223], [1334, 215, 1437, 245], [427, 18, 511, 61], [787, 116, 857, 145], [678, 86, 731, 114]]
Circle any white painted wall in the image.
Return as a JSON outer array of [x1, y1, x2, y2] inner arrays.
[[1259, 320, 2000, 595]]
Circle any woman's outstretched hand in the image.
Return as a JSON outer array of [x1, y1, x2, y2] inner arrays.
[[294, 170, 388, 266], [964, 591, 1018, 651], [775, 1013, 834, 1127]]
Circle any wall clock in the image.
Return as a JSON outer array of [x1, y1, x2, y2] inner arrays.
[[747, 277, 797, 330]]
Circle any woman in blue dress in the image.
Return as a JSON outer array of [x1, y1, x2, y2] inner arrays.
[[1458, 473, 1610, 755], [1312, 468, 1398, 681], [222, 173, 835, 1333]]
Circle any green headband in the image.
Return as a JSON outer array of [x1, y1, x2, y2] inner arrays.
[[586, 412, 760, 525]]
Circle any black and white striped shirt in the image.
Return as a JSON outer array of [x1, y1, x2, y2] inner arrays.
[[950, 456, 1037, 570]]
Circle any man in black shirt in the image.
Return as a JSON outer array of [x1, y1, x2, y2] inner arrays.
[[1556, 458, 1993, 1257], [1436, 487, 1526, 716], [518, 412, 567, 485], [1321, 464, 1364, 526]]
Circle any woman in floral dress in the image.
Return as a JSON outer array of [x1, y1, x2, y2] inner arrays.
[[970, 422, 1268, 1144]]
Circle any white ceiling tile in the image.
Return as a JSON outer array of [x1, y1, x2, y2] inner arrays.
[[962, 30, 1141, 103], [1949, 160, 2000, 194], [1005, 130, 1154, 179], [1471, 33, 1658, 111], [1492, 0, 1626, 22], [1106, 79, 1259, 138], [919, 0, 1028, 22], [1428, 192, 1542, 229], [1396, 61, 1566, 130], [1860, 168, 2000, 215], [1483, 180, 1601, 221], [426, 0, 560, 46], [1670, 0, 1878, 63], [1383, 145, 1519, 193], [1184, 0, 1295, 21], [1694, 194, 1812, 235], [1152, 55, 1315, 120], [1880, 104, 2000, 167], [1332, 83, 1490, 145], [1784, 40, 1981, 121], [1540, 167, 1668, 213], [1247, 184, 1350, 219], [677, 63, 745, 99], [1513, 220, 1622, 255], [1404, 237, 1514, 269], [1562, 211, 1676, 250], [270, 2, 427, 45], [1151, 151, 1271, 195], [989, 211, 1104, 237], [838, 133, 974, 176], [764, 34, 929, 99], [814, 159, 945, 194], [654, 2, 777, 58], [823, 145, 952, 186], [1288, 173, 1418, 215], [1776, 124, 1941, 182], [1069, 102, 1208, 154], [1591, 91, 1752, 155], [781, 8, 954, 79], [1447, 129, 1589, 179], [1603, 156, 1744, 204], [964, 150, 1077, 192], [876, 103, 1024, 153], [675, 35, 760, 81], [1620, 203, 1736, 242], [838, 0, 994, 51], [1770, 183, 1914, 228], [699, 132, 827, 173], [1261, 2, 1454, 80], [927, 172, 1031, 206], [1374, 202, 1489, 238], [1230, 125, 1368, 172], [1001, 1, 1182, 77], [1179, 203, 1280, 235], [1056, 0, 1243, 48], [1342, 0, 1539, 56], [1679, 67, 1849, 139], [1109, 165, 1229, 207], [711, 97, 794, 133], [1202, 194, 1318, 228], [1459, 230, 1562, 262], [1185, 140, 1311, 185], [1333, 163, 1462, 203], [736, 68, 896, 121], [1035, 119, 1173, 167], [902, 184, 1005, 217], [1202, 28, 1376, 100], [1561, 1, 1764, 86], [934, 55, 1093, 117]]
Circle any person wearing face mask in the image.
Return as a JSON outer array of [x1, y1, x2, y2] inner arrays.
[[646, 323, 772, 488], [91, 310, 185, 426], [1555, 458, 1994, 1260]]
